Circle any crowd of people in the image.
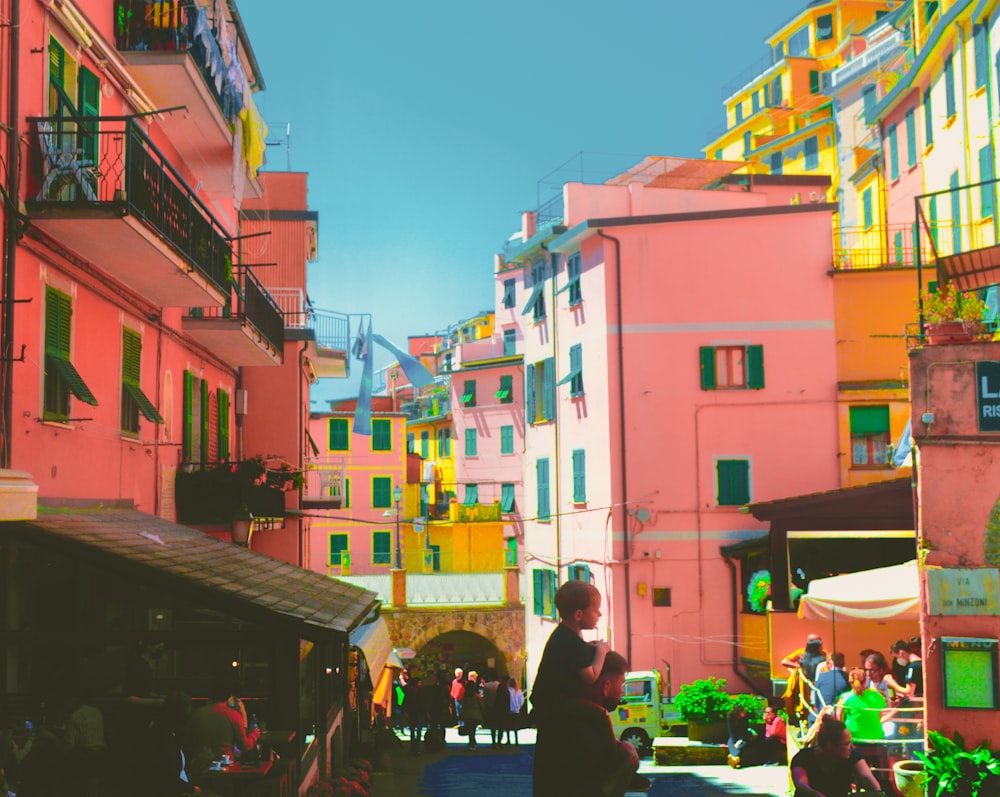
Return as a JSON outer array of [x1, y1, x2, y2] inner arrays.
[[391, 666, 527, 754]]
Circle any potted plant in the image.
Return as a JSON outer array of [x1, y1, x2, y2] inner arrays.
[[674, 677, 733, 743], [916, 729, 1000, 797], [920, 282, 987, 344]]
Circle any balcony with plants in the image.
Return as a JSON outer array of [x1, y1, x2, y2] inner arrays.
[[267, 288, 352, 378], [175, 456, 303, 525], [26, 114, 231, 309], [112, 0, 267, 195]]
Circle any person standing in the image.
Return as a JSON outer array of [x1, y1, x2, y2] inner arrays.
[[403, 675, 426, 756], [459, 679, 484, 750], [812, 652, 850, 718], [449, 668, 465, 724], [505, 678, 525, 746], [490, 673, 511, 747]]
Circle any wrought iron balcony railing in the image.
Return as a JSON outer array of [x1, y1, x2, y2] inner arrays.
[[175, 460, 289, 523], [267, 288, 352, 352], [28, 115, 231, 295], [188, 268, 284, 353]]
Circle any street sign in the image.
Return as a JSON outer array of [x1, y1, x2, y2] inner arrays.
[[976, 361, 1000, 431]]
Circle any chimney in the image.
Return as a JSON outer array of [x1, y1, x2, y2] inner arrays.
[[522, 211, 537, 242]]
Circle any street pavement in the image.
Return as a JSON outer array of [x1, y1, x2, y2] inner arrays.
[[372, 727, 792, 797]]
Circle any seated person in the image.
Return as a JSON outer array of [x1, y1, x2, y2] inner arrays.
[[791, 717, 882, 797], [727, 704, 756, 769], [763, 698, 787, 765], [836, 668, 885, 742], [533, 650, 649, 796], [187, 672, 260, 772]]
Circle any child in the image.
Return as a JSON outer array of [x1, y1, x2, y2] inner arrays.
[[529, 580, 610, 725]]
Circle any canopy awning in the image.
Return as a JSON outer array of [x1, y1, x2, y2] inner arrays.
[[797, 560, 920, 621], [350, 616, 400, 685]]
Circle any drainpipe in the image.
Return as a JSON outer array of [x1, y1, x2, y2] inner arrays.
[[596, 230, 632, 664], [298, 340, 308, 569], [540, 242, 562, 582], [723, 552, 766, 694], [1, 0, 20, 468]]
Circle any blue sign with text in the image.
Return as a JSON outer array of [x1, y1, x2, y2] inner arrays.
[[976, 361, 1000, 432]]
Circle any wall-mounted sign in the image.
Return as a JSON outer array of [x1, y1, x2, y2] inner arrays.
[[928, 568, 1000, 615], [941, 637, 999, 710], [976, 361, 1000, 431]]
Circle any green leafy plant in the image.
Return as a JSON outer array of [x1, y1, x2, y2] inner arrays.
[[920, 282, 987, 325], [916, 730, 1000, 797], [673, 677, 734, 724], [732, 693, 766, 717]]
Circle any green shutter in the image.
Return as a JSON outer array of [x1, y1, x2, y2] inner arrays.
[[48, 355, 98, 406], [122, 328, 141, 383], [372, 419, 391, 450], [218, 389, 230, 460], [199, 380, 209, 465], [501, 425, 514, 454], [747, 345, 765, 389], [718, 459, 750, 506], [465, 427, 477, 456], [525, 363, 536, 424], [501, 483, 515, 512], [533, 569, 545, 615], [49, 37, 65, 89], [548, 571, 557, 618], [330, 418, 349, 450], [537, 458, 550, 520], [849, 405, 890, 435], [542, 357, 555, 420], [45, 287, 72, 356], [373, 476, 392, 508], [572, 449, 586, 503], [699, 346, 717, 389], [183, 370, 194, 460], [77, 67, 100, 162]]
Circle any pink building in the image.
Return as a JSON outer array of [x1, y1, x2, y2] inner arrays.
[[500, 163, 842, 689]]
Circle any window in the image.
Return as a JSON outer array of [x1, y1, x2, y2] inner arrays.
[[735, 102, 744, 123], [863, 187, 873, 230], [372, 418, 392, 451], [717, 459, 750, 506], [788, 25, 809, 56], [809, 70, 820, 94], [502, 278, 516, 309], [537, 458, 551, 520], [217, 389, 230, 461], [803, 136, 819, 170], [945, 53, 956, 119], [465, 427, 477, 456], [566, 252, 582, 305], [344, 478, 351, 508], [501, 483, 515, 513], [441, 427, 451, 456], [372, 531, 392, 565], [572, 449, 586, 504], [887, 123, 899, 180], [653, 588, 672, 607], [816, 14, 833, 41], [924, 88, 934, 147], [505, 537, 517, 567], [419, 483, 429, 517], [715, 148, 723, 160], [120, 327, 163, 435], [982, 145, 996, 218], [850, 405, 890, 467], [568, 563, 591, 582], [743, 131, 752, 155], [329, 418, 350, 451], [407, 432, 414, 453], [420, 430, 429, 458], [929, 195, 939, 248], [372, 477, 393, 508], [525, 357, 556, 424], [700, 345, 764, 390], [770, 151, 783, 175], [905, 108, 917, 167], [182, 370, 207, 464], [557, 344, 584, 397], [501, 425, 514, 454], [752, 91, 760, 113], [975, 24, 989, 90], [771, 75, 783, 106], [496, 374, 513, 403], [925, 0, 939, 24], [503, 328, 517, 356], [48, 36, 78, 116], [43, 286, 97, 421], [329, 534, 349, 567], [461, 380, 476, 407], [532, 568, 557, 619], [894, 231, 904, 264], [464, 483, 478, 505], [521, 259, 547, 321], [773, 42, 785, 62]]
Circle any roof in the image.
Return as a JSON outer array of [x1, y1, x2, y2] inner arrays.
[[747, 477, 914, 524], [16, 507, 379, 637]]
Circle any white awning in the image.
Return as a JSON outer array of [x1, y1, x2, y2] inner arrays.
[[798, 560, 920, 621], [350, 616, 398, 684]]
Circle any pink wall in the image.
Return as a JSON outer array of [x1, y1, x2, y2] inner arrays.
[[883, 92, 925, 232]]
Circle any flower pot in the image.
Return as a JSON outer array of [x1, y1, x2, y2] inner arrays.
[[924, 320, 976, 345], [687, 719, 729, 744], [892, 759, 926, 797]]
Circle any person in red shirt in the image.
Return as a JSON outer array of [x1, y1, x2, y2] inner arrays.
[[449, 668, 465, 724], [763, 698, 787, 765], [187, 673, 260, 766]]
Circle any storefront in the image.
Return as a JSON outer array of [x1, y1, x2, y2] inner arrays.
[[0, 505, 382, 794]]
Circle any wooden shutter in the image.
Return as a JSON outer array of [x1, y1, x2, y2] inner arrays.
[[218, 389, 230, 460], [747, 345, 765, 389], [525, 363, 536, 424], [122, 328, 141, 383], [542, 357, 555, 420], [183, 370, 194, 461], [572, 449, 586, 503], [533, 569, 545, 615], [849, 405, 890, 435], [45, 287, 72, 356], [199, 380, 209, 466], [699, 346, 717, 390], [77, 67, 100, 163], [206, 389, 219, 463], [537, 458, 550, 519]]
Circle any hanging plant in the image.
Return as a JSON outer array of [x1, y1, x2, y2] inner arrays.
[[747, 569, 771, 613]]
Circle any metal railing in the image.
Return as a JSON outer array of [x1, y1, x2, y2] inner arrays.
[[720, 52, 780, 99], [835, 224, 917, 269], [28, 115, 232, 295], [241, 269, 285, 353], [826, 31, 905, 90], [260, 287, 352, 352]]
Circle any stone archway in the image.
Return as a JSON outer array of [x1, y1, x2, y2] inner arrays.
[[383, 606, 526, 681]]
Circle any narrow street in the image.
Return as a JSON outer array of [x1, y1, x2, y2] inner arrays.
[[374, 727, 790, 797]]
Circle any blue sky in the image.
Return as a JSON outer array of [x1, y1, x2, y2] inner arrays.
[[236, 0, 808, 406]]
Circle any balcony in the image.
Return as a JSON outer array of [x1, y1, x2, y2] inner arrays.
[[400, 388, 451, 421], [113, 0, 262, 196], [269, 289, 351, 378], [26, 116, 230, 308], [835, 224, 916, 269], [175, 460, 292, 524], [339, 572, 511, 606], [182, 268, 284, 366], [303, 455, 347, 509], [826, 31, 904, 90]]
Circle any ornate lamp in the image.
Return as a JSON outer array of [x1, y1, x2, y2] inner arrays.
[[232, 502, 254, 547]]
